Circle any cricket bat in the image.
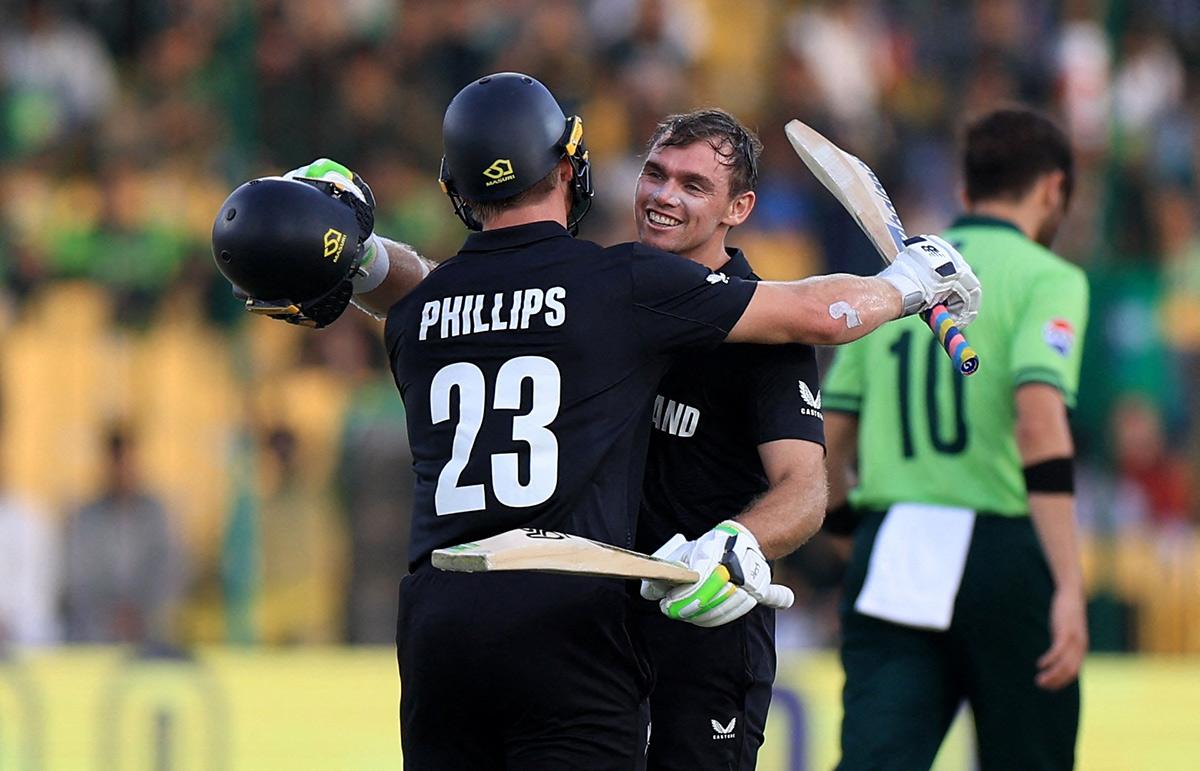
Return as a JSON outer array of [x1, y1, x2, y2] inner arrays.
[[784, 119, 979, 375], [433, 528, 795, 609]]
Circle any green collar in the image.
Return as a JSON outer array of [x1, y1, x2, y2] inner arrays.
[[949, 214, 1024, 236]]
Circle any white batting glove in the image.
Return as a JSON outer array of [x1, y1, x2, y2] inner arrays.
[[658, 521, 794, 628], [879, 235, 982, 327], [640, 534, 694, 601]]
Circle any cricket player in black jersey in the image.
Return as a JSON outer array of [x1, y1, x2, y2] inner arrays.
[[631, 110, 825, 770], [213, 72, 981, 769]]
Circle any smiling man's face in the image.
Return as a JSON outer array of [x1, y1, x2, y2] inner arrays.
[[634, 139, 746, 260]]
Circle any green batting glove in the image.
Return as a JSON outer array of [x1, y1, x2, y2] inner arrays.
[[283, 158, 375, 208], [659, 521, 794, 628], [659, 522, 756, 627]]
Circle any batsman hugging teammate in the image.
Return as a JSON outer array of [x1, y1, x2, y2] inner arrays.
[[211, 72, 983, 768]]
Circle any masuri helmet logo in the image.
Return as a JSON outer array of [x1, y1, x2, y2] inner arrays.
[[323, 228, 348, 262], [483, 158, 517, 186]]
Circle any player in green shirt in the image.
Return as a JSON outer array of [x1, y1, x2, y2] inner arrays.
[[823, 108, 1088, 770]]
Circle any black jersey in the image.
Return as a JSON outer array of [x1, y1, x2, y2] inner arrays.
[[636, 248, 825, 553], [386, 222, 756, 570]]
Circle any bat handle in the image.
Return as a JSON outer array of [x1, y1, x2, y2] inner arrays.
[[921, 304, 979, 376], [755, 583, 795, 610]]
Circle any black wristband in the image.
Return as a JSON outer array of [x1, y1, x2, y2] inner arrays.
[[1023, 457, 1075, 494], [823, 501, 861, 536]]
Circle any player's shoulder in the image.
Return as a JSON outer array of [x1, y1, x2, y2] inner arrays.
[[605, 240, 687, 266], [1014, 241, 1087, 295], [946, 219, 1086, 289]]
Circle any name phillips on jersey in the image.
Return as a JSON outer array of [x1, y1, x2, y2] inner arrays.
[[419, 286, 566, 341]]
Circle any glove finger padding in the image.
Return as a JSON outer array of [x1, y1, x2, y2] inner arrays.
[[640, 533, 693, 601], [684, 588, 757, 627], [659, 563, 744, 623], [284, 158, 375, 207]]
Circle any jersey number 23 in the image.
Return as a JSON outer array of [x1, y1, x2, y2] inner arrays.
[[430, 356, 560, 515]]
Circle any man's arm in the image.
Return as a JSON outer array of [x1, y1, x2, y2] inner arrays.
[[727, 233, 980, 346], [353, 237, 434, 317], [821, 411, 860, 558], [735, 439, 827, 559], [1016, 382, 1087, 691], [728, 275, 902, 345], [824, 411, 859, 512]]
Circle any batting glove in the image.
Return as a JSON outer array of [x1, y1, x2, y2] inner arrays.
[[284, 158, 392, 296], [640, 534, 695, 601], [284, 158, 375, 208], [879, 235, 982, 327], [658, 521, 794, 628]]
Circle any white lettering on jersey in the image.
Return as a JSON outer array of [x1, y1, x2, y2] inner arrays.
[[419, 300, 440, 341], [545, 286, 566, 326], [440, 295, 464, 338], [491, 292, 509, 331], [651, 395, 700, 438], [417, 287, 567, 341], [520, 288, 544, 329]]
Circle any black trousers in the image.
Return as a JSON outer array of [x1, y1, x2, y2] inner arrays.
[[397, 567, 652, 770], [634, 601, 776, 771], [836, 512, 1080, 771]]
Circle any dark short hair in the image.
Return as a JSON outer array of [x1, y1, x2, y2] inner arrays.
[[647, 109, 763, 196], [465, 166, 560, 225], [963, 108, 1074, 205]]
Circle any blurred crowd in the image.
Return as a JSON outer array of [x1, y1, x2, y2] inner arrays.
[[1, 0, 1199, 653]]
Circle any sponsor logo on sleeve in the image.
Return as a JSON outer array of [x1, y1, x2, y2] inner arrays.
[[706, 272, 730, 284], [1043, 318, 1075, 357], [798, 380, 824, 420]]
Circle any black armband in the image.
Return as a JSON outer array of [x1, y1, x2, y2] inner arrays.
[[1023, 457, 1075, 494], [823, 501, 862, 536]]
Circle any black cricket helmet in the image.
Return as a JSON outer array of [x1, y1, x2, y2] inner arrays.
[[438, 72, 593, 233], [211, 176, 374, 328]]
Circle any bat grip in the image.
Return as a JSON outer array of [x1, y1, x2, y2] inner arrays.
[[921, 304, 979, 376], [756, 584, 795, 610]]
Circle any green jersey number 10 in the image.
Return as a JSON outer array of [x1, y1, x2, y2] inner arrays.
[[889, 329, 968, 458]]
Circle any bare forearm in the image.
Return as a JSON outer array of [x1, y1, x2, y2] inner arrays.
[[824, 412, 858, 508], [737, 482, 826, 560], [736, 443, 828, 559], [354, 238, 433, 317], [1015, 384, 1082, 592], [729, 275, 903, 345], [1029, 495, 1084, 592]]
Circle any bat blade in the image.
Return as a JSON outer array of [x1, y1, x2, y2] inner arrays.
[[784, 119, 907, 261], [432, 528, 700, 583], [785, 119, 979, 376]]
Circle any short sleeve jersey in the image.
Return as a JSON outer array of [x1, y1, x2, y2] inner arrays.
[[386, 222, 757, 569], [822, 216, 1089, 516], [636, 249, 825, 551]]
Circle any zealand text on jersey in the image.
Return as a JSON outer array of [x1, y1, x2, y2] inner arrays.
[[418, 286, 567, 341], [652, 395, 700, 438]]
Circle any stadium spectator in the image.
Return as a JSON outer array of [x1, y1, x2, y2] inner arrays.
[[0, 443, 59, 647], [62, 426, 185, 644], [330, 318, 415, 645], [257, 424, 347, 644]]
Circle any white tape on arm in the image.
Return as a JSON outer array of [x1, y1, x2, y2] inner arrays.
[[352, 233, 390, 294]]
